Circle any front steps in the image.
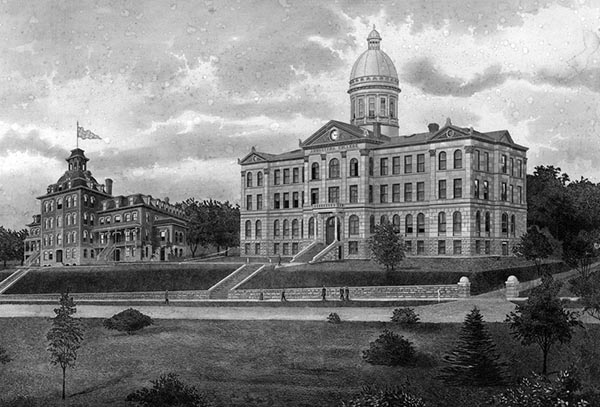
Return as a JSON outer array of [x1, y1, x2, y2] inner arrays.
[[0, 268, 31, 294], [208, 263, 265, 299]]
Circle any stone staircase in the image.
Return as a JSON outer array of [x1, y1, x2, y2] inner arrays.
[[290, 242, 325, 263], [310, 241, 342, 263], [208, 263, 265, 299], [0, 268, 31, 294]]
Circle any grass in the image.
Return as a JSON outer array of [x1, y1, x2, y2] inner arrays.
[[0, 317, 599, 406], [4, 263, 240, 294]]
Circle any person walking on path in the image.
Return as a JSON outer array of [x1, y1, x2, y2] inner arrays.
[[339, 287, 345, 301], [164, 289, 169, 305], [281, 289, 287, 302], [344, 286, 350, 302], [321, 286, 327, 301]]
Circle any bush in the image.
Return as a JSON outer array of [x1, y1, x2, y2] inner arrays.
[[362, 330, 416, 366], [0, 345, 11, 365], [126, 373, 211, 407], [391, 308, 420, 325], [104, 308, 153, 334], [341, 384, 426, 407], [327, 312, 341, 324]]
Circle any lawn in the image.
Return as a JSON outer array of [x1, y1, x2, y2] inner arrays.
[[1, 317, 599, 406]]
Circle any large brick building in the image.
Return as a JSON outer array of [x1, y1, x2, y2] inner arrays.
[[24, 148, 189, 267], [238, 28, 528, 261]]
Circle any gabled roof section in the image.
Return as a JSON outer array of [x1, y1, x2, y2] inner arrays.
[[300, 120, 387, 149], [238, 147, 276, 165]]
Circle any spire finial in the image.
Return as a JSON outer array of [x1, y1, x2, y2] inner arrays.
[[373, 24, 376, 30]]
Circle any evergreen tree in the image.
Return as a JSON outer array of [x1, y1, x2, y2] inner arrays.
[[46, 292, 84, 400], [439, 307, 507, 386]]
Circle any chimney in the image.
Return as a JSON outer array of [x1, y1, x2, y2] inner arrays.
[[428, 123, 440, 133], [373, 123, 381, 138], [105, 178, 113, 195], [164, 197, 170, 204]]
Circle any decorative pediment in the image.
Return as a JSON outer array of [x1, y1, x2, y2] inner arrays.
[[300, 120, 381, 149], [238, 147, 271, 165], [428, 125, 470, 141]]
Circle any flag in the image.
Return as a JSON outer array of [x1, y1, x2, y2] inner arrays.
[[77, 124, 102, 140]]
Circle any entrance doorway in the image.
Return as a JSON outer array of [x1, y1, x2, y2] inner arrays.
[[160, 247, 166, 261], [114, 249, 121, 262], [56, 250, 63, 263], [325, 216, 340, 245]]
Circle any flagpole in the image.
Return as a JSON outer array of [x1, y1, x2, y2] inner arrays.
[[76, 121, 79, 149]]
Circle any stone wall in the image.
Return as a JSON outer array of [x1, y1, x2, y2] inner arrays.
[[0, 290, 210, 301]]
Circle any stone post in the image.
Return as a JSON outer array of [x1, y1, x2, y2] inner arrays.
[[457, 276, 471, 298], [505, 275, 520, 299]]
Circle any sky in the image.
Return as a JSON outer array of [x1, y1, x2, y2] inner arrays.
[[1, 0, 600, 230]]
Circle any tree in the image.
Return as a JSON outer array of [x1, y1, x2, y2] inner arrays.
[[438, 307, 507, 387], [362, 330, 415, 366], [0, 227, 28, 267], [126, 372, 211, 407], [505, 277, 580, 375], [46, 292, 84, 400], [104, 308, 154, 334], [512, 227, 554, 276], [341, 384, 426, 407], [368, 223, 405, 272], [564, 229, 600, 280]]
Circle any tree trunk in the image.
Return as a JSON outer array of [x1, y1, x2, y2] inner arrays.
[[542, 348, 548, 375], [62, 366, 66, 399]]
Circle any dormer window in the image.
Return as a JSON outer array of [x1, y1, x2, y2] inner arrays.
[[129, 197, 135, 206], [103, 202, 108, 211]]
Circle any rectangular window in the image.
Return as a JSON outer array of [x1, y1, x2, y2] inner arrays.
[[292, 242, 299, 255], [417, 182, 425, 201], [485, 240, 491, 254], [518, 160, 523, 178], [274, 193, 280, 209], [404, 183, 412, 202], [380, 97, 386, 116], [293, 192, 299, 208], [380, 184, 388, 203], [510, 158, 514, 177], [484, 152, 490, 172], [358, 98, 364, 117], [257, 194, 263, 210], [404, 156, 412, 173], [453, 179, 462, 199], [476, 150, 481, 171], [349, 241, 358, 254], [246, 195, 252, 210], [518, 186, 523, 204], [283, 169, 290, 184], [438, 240, 446, 255], [417, 154, 425, 173], [244, 243, 250, 255], [453, 240, 462, 255], [483, 181, 490, 200], [311, 188, 319, 205], [501, 183, 507, 201], [502, 241, 509, 256], [349, 185, 358, 203], [369, 185, 373, 203], [392, 156, 401, 174], [510, 185, 514, 203], [273, 243, 279, 255], [439, 180, 446, 200], [328, 187, 340, 203], [282, 243, 289, 255], [368, 97, 375, 117], [283, 192, 290, 208], [255, 243, 261, 255], [501, 155, 507, 173], [475, 240, 482, 254], [474, 180, 480, 198], [405, 240, 412, 254], [417, 240, 425, 255], [274, 169, 281, 185], [392, 184, 400, 202], [380, 158, 388, 176], [293, 167, 299, 183]]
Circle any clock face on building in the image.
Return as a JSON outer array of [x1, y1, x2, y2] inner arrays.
[[330, 129, 339, 140]]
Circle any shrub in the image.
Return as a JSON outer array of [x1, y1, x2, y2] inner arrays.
[[126, 373, 211, 407], [391, 308, 420, 325], [0, 345, 11, 365], [362, 330, 416, 366], [104, 308, 153, 334], [327, 312, 341, 324], [341, 384, 426, 407]]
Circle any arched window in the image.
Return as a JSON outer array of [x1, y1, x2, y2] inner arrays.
[[392, 214, 401, 233], [57, 198, 63, 209], [349, 158, 359, 177], [246, 172, 253, 187], [257, 172, 263, 186], [283, 220, 289, 237], [475, 211, 481, 236], [438, 212, 446, 234], [453, 211, 462, 235], [329, 158, 340, 178], [369, 215, 375, 234], [72, 195, 77, 207], [125, 213, 131, 222], [83, 230, 88, 241], [417, 213, 425, 235], [311, 162, 320, 180], [57, 233, 62, 245], [245, 220, 251, 239], [292, 219, 299, 238], [502, 213, 509, 236], [274, 220, 280, 237], [72, 215, 77, 225], [90, 196, 95, 206], [132, 211, 138, 221], [66, 196, 71, 208], [510, 215, 516, 236], [83, 194, 88, 205], [255, 220, 262, 239], [349, 215, 359, 235], [72, 231, 77, 242], [485, 212, 491, 235], [438, 152, 447, 170], [90, 214, 95, 226], [380, 215, 388, 225], [65, 233, 70, 244], [454, 150, 463, 169], [57, 216, 62, 228], [405, 214, 413, 234], [308, 217, 315, 238]]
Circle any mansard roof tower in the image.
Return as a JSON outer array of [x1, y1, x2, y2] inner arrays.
[[348, 26, 400, 137]]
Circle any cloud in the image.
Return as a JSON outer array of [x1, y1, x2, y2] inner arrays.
[[0, 127, 68, 160]]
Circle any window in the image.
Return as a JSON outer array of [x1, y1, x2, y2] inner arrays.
[[474, 180, 480, 198], [282, 243, 289, 255], [454, 150, 462, 169], [476, 240, 482, 254], [274, 193, 280, 209], [453, 179, 462, 198], [349, 215, 359, 235], [255, 220, 262, 239], [257, 194, 263, 210], [417, 182, 425, 201], [453, 240, 462, 255], [292, 243, 299, 255], [390, 98, 396, 118], [308, 217, 315, 237], [483, 181, 490, 200], [246, 195, 252, 210], [502, 213, 509, 236], [283, 168, 290, 184], [438, 212, 446, 234], [484, 152, 490, 171], [392, 184, 400, 202], [501, 183, 507, 201], [349, 241, 358, 254], [283, 220, 289, 237], [329, 159, 340, 178], [439, 180, 447, 199], [510, 185, 514, 203], [405, 214, 413, 234], [368, 185, 373, 203], [358, 98, 364, 117], [369, 215, 375, 233], [349, 185, 358, 203], [380, 158, 388, 176], [380, 215, 388, 225], [244, 243, 250, 255], [485, 212, 491, 235], [501, 155, 507, 173], [292, 192, 299, 208], [274, 220, 280, 237], [255, 243, 261, 255], [485, 240, 491, 254], [57, 216, 62, 228], [311, 162, 319, 180], [417, 154, 425, 172], [273, 243, 279, 255], [57, 198, 63, 209], [132, 211, 138, 221], [510, 215, 516, 236], [475, 211, 481, 237], [57, 233, 62, 245], [392, 156, 401, 174], [405, 240, 412, 253], [349, 159, 359, 177], [369, 157, 374, 176], [380, 185, 388, 203], [292, 167, 299, 183], [274, 169, 281, 185], [257, 172, 263, 186], [518, 160, 523, 177], [453, 211, 462, 236], [518, 186, 522, 204], [438, 152, 447, 170], [310, 188, 319, 205], [292, 219, 299, 238], [283, 193, 290, 208], [66, 197, 71, 208], [510, 158, 514, 176], [328, 187, 339, 203], [246, 172, 253, 187], [368, 97, 375, 117], [125, 213, 131, 222], [417, 213, 425, 235], [404, 156, 412, 173], [404, 183, 412, 202], [417, 240, 425, 255], [392, 215, 400, 233], [475, 150, 481, 170], [502, 241, 509, 256], [380, 97, 386, 116], [438, 240, 446, 255]]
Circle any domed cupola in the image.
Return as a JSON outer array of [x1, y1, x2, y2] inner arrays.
[[348, 27, 400, 137]]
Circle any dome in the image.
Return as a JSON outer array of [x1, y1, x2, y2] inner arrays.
[[349, 28, 398, 82]]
